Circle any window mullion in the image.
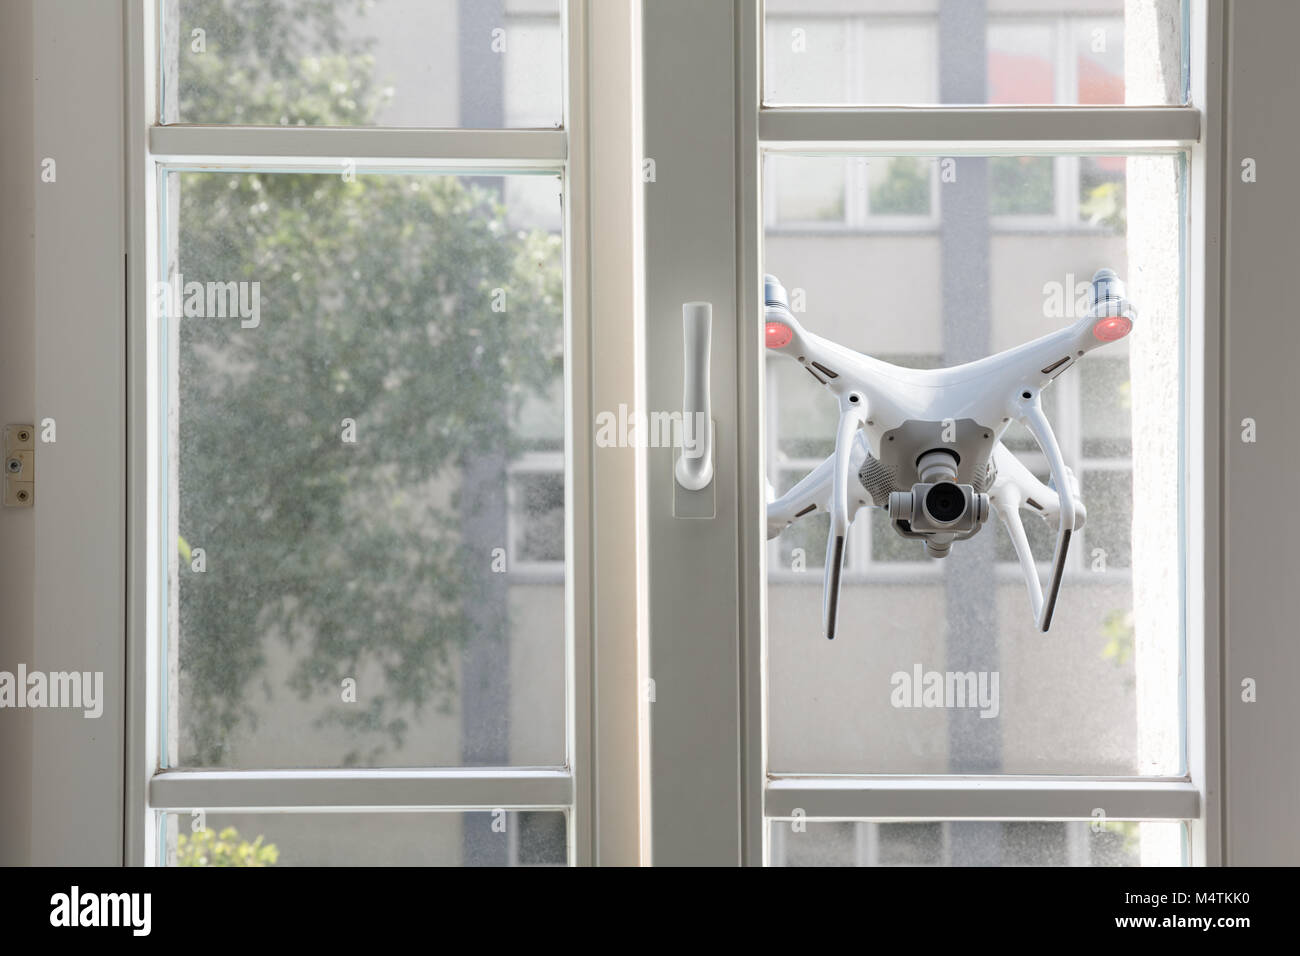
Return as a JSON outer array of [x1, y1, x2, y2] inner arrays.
[[148, 125, 567, 164], [149, 768, 574, 811], [759, 107, 1200, 146], [765, 777, 1199, 821]]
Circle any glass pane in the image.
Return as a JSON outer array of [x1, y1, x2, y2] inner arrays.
[[990, 157, 1054, 216], [162, 168, 566, 769], [164, 0, 564, 128], [774, 476, 829, 573], [768, 820, 1187, 867], [768, 154, 847, 226], [988, 22, 1055, 104], [869, 507, 927, 563], [763, 1, 1187, 107], [1082, 468, 1135, 570], [772, 359, 836, 458], [763, 152, 1184, 775], [1080, 156, 1129, 228], [510, 470, 565, 564], [993, 462, 1058, 566], [1080, 356, 1134, 457], [763, 18, 853, 106], [164, 810, 567, 866], [868, 157, 932, 217], [765, 16, 938, 105]]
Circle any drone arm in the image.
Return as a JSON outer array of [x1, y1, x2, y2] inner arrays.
[[767, 455, 835, 539], [766, 431, 873, 538], [1020, 401, 1076, 632], [974, 269, 1138, 399], [991, 442, 1086, 531]]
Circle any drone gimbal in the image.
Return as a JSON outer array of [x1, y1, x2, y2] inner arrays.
[[765, 269, 1136, 638]]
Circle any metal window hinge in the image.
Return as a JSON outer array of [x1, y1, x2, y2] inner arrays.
[[4, 424, 34, 507]]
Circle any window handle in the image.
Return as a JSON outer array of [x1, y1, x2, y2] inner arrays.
[[674, 302, 714, 491]]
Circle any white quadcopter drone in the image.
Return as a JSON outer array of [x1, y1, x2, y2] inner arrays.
[[764, 268, 1136, 638]]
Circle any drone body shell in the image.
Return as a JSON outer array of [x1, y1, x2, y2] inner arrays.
[[763, 271, 1134, 636]]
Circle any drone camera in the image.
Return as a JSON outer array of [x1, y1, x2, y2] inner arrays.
[[889, 482, 990, 536], [887, 449, 990, 541], [925, 482, 968, 524]]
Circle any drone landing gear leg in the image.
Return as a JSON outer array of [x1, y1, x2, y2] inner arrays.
[[823, 391, 867, 639], [992, 486, 1045, 623], [1019, 398, 1078, 632]]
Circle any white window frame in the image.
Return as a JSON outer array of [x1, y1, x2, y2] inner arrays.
[[748, 0, 1215, 866], [637, 0, 1217, 866], [124, 0, 648, 867]]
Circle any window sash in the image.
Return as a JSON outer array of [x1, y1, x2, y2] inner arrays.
[[734, 0, 1220, 866], [125, 0, 614, 867]]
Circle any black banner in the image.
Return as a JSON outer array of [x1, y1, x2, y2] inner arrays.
[[3, 865, 1275, 940]]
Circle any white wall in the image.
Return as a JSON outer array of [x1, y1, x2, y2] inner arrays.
[[0, 0, 128, 866]]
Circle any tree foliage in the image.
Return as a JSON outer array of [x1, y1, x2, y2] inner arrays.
[[176, 826, 281, 866], [173, 0, 563, 765]]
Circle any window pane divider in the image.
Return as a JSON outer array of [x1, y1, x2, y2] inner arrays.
[[765, 775, 1198, 821], [759, 106, 1200, 145], [149, 768, 573, 810], [149, 125, 567, 164]]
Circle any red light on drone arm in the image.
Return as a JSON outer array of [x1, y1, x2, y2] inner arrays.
[[1092, 315, 1132, 342], [766, 322, 793, 349]]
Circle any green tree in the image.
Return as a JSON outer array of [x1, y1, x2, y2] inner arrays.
[[869, 157, 930, 215], [176, 826, 280, 866], [989, 156, 1054, 215], [1080, 180, 1127, 231], [173, 0, 563, 765]]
